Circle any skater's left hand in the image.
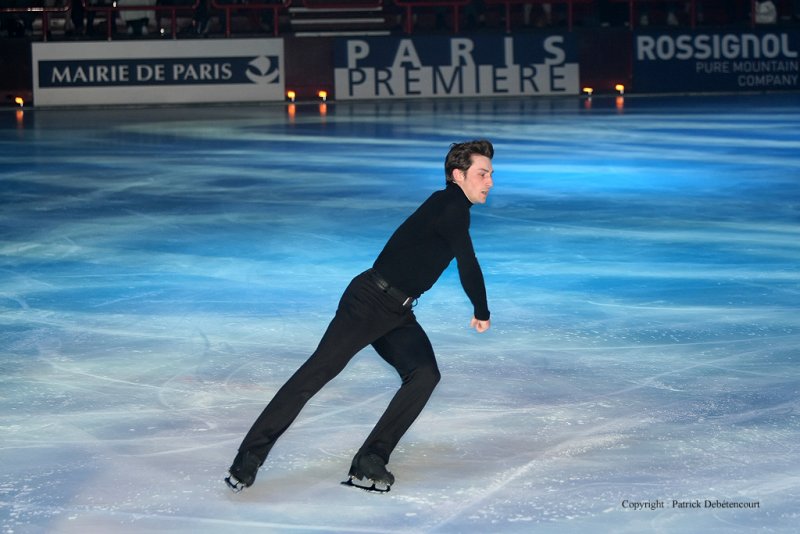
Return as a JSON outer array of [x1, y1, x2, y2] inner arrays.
[[470, 317, 491, 333]]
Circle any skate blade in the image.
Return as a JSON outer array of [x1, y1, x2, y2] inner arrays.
[[225, 475, 246, 493], [341, 477, 391, 493]]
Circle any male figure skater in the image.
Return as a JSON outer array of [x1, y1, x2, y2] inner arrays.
[[226, 140, 494, 493]]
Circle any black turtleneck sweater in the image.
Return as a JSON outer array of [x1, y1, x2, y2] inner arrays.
[[373, 182, 490, 321]]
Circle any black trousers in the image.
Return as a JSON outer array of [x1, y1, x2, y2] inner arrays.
[[238, 269, 441, 464]]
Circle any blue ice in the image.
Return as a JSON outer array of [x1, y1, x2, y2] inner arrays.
[[1, 94, 799, 533]]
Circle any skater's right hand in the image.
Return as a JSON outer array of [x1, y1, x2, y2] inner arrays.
[[470, 316, 491, 333]]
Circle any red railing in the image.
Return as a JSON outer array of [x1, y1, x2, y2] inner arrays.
[[608, 0, 698, 29], [393, 0, 470, 34], [611, 0, 787, 29], [0, 0, 70, 41], [484, 0, 594, 32], [608, 0, 781, 29], [301, 0, 382, 7], [81, 0, 201, 40], [211, 0, 291, 37], [1, 0, 787, 40]]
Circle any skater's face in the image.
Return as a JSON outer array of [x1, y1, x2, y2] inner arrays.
[[453, 155, 493, 204]]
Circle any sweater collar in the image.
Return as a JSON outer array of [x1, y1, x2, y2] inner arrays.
[[446, 181, 473, 208]]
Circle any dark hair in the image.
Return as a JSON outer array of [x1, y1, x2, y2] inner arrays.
[[445, 140, 494, 183]]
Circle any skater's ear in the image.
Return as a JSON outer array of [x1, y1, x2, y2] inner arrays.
[[452, 168, 467, 183]]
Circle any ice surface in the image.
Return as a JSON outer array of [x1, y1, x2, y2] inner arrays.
[[1, 95, 799, 533]]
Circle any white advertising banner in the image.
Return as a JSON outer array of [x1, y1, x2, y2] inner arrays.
[[334, 35, 579, 100], [32, 39, 284, 107]]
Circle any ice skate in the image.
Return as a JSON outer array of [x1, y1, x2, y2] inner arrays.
[[225, 450, 262, 492], [341, 452, 394, 493]]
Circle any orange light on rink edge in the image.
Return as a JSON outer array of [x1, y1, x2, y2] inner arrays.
[[318, 90, 328, 102], [14, 96, 24, 107], [582, 87, 593, 96], [615, 84, 625, 95], [287, 90, 296, 102]]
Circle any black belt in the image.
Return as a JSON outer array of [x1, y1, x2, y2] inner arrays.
[[369, 269, 414, 308]]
